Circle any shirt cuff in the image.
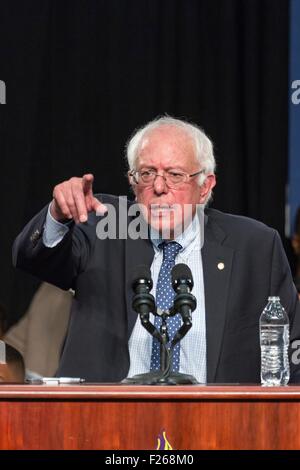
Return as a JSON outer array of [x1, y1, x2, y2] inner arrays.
[[43, 203, 72, 248]]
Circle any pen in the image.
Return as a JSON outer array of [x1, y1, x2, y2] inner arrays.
[[42, 377, 85, 384]]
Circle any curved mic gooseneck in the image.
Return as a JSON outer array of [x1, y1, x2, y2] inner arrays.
[[123, 263, 198, 385], [170, 263, 197, 347]]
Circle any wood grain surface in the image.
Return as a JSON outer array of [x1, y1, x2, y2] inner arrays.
[[0, 384, 299, 449]]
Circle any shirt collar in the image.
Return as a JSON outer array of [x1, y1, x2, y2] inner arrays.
[[150, 214, 200, 252]]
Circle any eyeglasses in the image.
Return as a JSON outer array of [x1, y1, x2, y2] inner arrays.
[[128, 169, 204, 188]]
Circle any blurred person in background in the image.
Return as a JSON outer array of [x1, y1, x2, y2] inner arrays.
[[4, 283, 72, 378], [0, 303, 25, 383]]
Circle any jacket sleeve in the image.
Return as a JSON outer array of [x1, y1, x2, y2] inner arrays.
[[12, 204, 92, 290]]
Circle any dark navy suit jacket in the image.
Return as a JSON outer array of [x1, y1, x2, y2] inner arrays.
[[12, 194, 300, 383]]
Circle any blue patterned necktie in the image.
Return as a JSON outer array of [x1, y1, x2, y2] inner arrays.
[[150, 241, 182, 372]]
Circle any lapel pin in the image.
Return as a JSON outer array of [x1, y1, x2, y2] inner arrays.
[[217, 262, 225, 270]]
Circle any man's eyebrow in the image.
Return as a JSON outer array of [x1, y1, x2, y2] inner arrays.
[[138, 165, 187, 171], [138, 165, 156, 170], [166, 167, 186, 171]]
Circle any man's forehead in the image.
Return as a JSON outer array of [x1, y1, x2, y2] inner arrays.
[[141, 125, 191, 146], [140, 137, 150, 151], [137, 126, 196, 162]]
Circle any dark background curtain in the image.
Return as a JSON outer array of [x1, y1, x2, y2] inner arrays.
[[0, 0, 289, 325]]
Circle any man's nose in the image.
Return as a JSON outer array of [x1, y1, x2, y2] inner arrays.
[[153, 174, 168, 194]]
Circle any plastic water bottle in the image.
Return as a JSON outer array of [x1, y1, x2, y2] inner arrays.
[[260, 296, 290, 386]]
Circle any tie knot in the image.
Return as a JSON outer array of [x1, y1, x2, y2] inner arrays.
[[159, 241, 182, 262]]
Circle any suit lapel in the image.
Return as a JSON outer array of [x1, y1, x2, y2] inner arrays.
[[202, 215, 234, 382], [125, 235, 154, 339]]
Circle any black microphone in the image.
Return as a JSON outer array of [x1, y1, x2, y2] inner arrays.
[[171, 263, 197, 321], [131, 265, 160, 341], [131, 265, 155, 316], [172, 263, 194, 293]]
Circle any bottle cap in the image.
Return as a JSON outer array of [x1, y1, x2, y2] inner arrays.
[[268, 296, 280, 301]]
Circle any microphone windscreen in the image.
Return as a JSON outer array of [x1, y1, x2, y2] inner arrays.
[[171, 263, 193, 285], [131, 264, 152, 287]]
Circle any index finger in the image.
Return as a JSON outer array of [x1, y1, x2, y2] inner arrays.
[[82, 174, 94, 195], [71, 183, 89, 223]]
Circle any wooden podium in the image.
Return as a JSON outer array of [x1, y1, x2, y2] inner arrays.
[[0, 384, 300, 449]]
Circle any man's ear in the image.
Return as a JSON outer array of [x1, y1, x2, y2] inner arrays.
[[128, 174, 137, 199], [199, 174, 216, 204]]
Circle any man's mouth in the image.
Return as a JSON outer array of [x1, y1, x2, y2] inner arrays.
[[149, 204, 174, 216]]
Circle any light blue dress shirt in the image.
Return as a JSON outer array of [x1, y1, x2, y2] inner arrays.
[[43, 205, 71, 247]]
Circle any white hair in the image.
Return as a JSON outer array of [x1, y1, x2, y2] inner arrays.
[[126, 116, 216, 187]]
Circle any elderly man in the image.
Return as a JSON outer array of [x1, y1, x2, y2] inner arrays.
[[13, 117, 300, 383]]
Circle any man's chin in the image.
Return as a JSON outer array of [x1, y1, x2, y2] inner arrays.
[[149, 219, 182, 240]]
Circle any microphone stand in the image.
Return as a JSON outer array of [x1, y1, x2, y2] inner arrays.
[[123, 308, 198, 385], [159, 312, 169, 372]]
